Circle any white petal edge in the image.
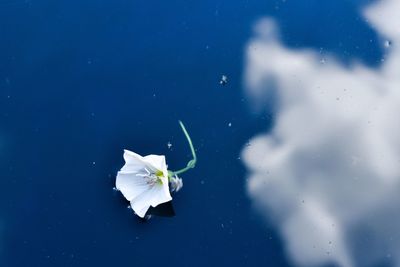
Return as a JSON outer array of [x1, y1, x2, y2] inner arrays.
[[133, 204, 151, 218], [143, 154, 168, 174], [130, 184, 172, 218], [120, 150, 148, 173], [115, 172, 150, 201], [122, 150, 167, 175]]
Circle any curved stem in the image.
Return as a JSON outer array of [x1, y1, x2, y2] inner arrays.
[[179, 121, 197, 163], [169, 121, 197, 177]]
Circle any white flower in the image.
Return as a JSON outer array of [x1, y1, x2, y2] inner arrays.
[[169, 175, 183, 192], [116, 149, 172, 218]]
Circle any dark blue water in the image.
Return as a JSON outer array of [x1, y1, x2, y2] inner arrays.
[[0, 0, 383, 266]]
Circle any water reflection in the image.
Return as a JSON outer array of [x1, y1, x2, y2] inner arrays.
[[242, 0, 400, 266]]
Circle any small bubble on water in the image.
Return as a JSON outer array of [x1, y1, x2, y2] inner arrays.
[[112, 187, 118, 192], [384, 40, 392, 48], [228, 122, 232, 127], [167, 141, 172, 149]]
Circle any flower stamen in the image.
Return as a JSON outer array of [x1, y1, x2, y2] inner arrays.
[[137, 167, 163, 186]]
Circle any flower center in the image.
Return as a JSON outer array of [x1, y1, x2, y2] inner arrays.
[[138, 168, 163, 186]]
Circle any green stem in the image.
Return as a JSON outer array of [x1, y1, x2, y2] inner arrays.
[[169, 121, 197, 177]]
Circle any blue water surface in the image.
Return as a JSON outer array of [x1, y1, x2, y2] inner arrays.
[[0, 0, 383, 266]]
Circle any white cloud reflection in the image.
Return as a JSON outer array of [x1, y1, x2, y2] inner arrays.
[[242, 1, 400, 267]]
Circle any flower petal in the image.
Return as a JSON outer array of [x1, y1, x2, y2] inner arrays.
[[149, 183, 172, 207], [115, 172, 149, 201], [143, 154, 167, 173], [120, 150, 148, 173], [130, 187, 157, 217], [122, 150, 168, 175], [159, 176, 172, 203], [130, 184, 172, 217], [132, 203, 151, 218]]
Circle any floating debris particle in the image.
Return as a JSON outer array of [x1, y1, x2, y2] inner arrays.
[[220, 75, 228, 85]]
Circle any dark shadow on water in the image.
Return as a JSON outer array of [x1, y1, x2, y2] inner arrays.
[[146, 201, 175, 218]]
